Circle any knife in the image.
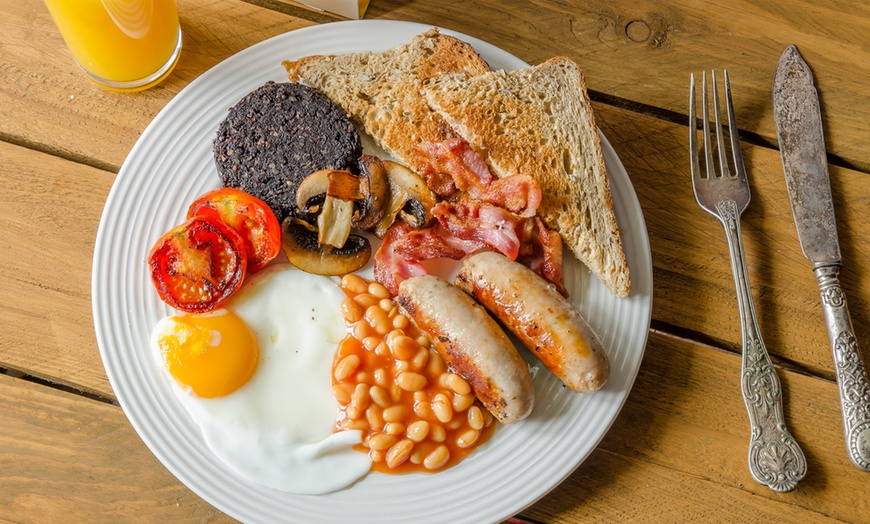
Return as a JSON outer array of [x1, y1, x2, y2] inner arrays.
[[773, 45, 870, 471]]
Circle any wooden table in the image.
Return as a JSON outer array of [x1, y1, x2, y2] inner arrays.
[[2, 0, 868, 521]]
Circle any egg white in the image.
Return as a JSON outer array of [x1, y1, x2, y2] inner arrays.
[[153, 264, 371, 494]]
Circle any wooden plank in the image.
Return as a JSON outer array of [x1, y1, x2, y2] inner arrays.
[[1, 0, 312, 171], [366, 0, 870, 170], [0, 142, 113, 397], [594, 102, 870, 381], [521, 331, 869, 523], [0, 373, 236, 523], [2, 332, 864, 522], [4, 100, 870, 398]]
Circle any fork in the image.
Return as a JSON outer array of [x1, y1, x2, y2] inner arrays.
[[689, 71, 806, 492]]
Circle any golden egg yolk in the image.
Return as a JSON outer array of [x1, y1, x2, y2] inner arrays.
[[158, 309, 258, 398]]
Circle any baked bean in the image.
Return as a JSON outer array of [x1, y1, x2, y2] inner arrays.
[[424, 445, 450, 470], [414, 400, 433, 419], [388, 335, 418, 360], [467, 406, 484, 430], [396, 372, 427, 392], [352, 321, 371, 340], [430, 424, 446, 443], [369, 385, 391, 407], [427, 350, 445, 375], [366, 406, 384, 430], [340, 274, 369, 294], [389, 384, 403, 402], [378, 298, 393, 311], [409, 445, 426, 465], [354, 293, 378, 308], [395, 360, 411, 373], [368, 433, 397, 451], [386, 439, 414, 469], [452, 393, 475, 413], [447, 374, 472, 395], [383, 405, 409, 422], [447, 418, 464, 430], [374, 368, 388, 387], [355, 371, 372, 385], [334, 355, 361, 381], [368, 282, 391, 300], [333, 383, 353, 405], [375, 341, 389, 357], [340, 298, 364, 323], [362, 336, 380, 351], [347, 384, 370, 419], [385, 422, 405, 435], [416, 336, 430, 348], [365, 305, 391, 335], [432, 393, 453, 423], [407, 420, 429, 442], [392, 314, 409, 330], [411, 348, 429, 370], [437, 373, 451, 389], [456, 429, 479, 449], [340, 418, 368, 431]]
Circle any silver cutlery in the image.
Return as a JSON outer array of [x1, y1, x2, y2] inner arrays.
[[773, 45, 870, 471], [689, 70, 807, 492]]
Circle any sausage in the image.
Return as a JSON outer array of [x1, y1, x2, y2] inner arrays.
[[454, 252, 610, 393], [396, 275, 534, 424]]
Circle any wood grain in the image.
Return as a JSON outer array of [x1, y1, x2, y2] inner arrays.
[[3, 331, 865, 523], [366, 0, 870, 171], [4, 99, 869, 397], [0, 0, 313, 171], [0, 373, 236, 523]]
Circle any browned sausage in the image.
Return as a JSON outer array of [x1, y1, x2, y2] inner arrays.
[[396, 275, 534, 424], [455, 252, 610, 393]]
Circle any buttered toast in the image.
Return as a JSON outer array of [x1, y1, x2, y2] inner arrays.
[[423, 57, 630, 297], [282, 29, 490, 175]]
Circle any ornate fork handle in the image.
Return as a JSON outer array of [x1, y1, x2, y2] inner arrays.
[[717, 200, 807, 492], [814, 265, 870, 470]]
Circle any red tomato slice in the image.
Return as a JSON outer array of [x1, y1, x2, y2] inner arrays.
[[149, 216, 247, 313], [188, 188, 281, 272]]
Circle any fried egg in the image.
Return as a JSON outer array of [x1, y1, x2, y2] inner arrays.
[[152, 264, 371, 494]]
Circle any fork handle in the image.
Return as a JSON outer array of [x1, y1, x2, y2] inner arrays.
[[814, 264, 870, 471], [718, 200, 807, 492]]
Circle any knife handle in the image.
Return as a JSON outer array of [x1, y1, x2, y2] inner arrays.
[[814, 264, 870, 471]]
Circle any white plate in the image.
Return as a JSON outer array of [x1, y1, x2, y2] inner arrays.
[[92, 20, 652, 524]]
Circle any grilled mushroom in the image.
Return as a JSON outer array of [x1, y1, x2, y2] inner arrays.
[[374, 161, 438, 237], [281, 217, 370, 276]]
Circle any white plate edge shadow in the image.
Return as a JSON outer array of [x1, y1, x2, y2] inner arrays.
[[91, 19, 653, 524]]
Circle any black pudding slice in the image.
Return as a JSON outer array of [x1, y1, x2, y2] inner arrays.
[[213, 81, 362, 221]]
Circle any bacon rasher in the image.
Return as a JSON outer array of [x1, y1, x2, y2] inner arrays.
[[374, 138, 566, 296]]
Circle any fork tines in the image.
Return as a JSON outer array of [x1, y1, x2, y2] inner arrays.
[[689, 70, 745, 181]]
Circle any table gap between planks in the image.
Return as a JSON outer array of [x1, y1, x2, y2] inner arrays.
[[1, 0, 868, 522]]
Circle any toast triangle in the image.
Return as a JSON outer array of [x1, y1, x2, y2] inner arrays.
[[423, 56, 631, 297]]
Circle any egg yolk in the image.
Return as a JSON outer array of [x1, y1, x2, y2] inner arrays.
[[158, 309, 258, 398]]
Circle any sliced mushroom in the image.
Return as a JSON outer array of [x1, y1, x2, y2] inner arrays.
[[374, 161, 438, 237], [352, 155, 390, 230], [281, 217, 370, 276], [296, 169, 365, 248]]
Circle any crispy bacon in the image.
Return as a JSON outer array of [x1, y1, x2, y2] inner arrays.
[[373, 222, 429, 296], [433, 199, 523, 260], [375, 138, 565, 296], [518, 217, 567, 296], [479, 174, 542, 218], [418, 138, 492, 197]]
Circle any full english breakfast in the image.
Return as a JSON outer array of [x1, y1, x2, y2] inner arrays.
[[145, 28, 627, 493]]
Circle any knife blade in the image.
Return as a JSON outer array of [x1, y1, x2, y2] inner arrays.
[[773, 44, 870, 471]]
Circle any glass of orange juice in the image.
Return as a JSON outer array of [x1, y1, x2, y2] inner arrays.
[[43, 0, 182, 92]]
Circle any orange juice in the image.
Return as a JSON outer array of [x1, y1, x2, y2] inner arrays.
[[43, 0, 181, 91]]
